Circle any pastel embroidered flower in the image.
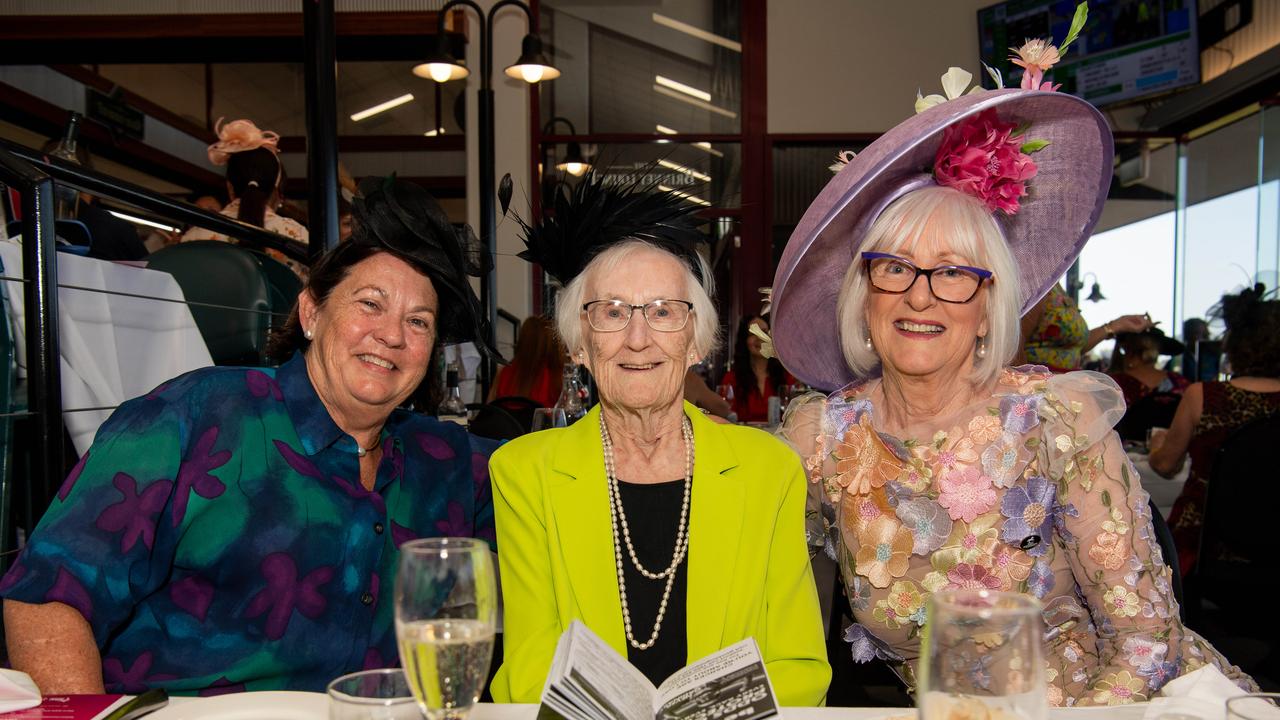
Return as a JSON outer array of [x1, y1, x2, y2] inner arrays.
[[844, 623, 903, 664], [833, 414, 904, 496], [841, 489, 895, 538], [937, 466, 998, 523], [1088, 532, 1128, 571], [825, 393, 873, 436], [1028, 560, 1055, 598], [872, 580, 926, 629], [999, 393, 1043, 434], [968, 414, 1003, 444], [925, 430, 979, 475], [883, 480, 914, 508], [1092, 670, 1147, 705], [933, 109, 1038, 216], [1000, 475, 1057, 556], [895, 497, 953, 555], [945, 562, 1002, 590], [855, 516, 914, 588], [1104, 585, 1141, 618], [1138, 660, 1180, 691], [980, 431, 1023, 488], [847, 575, 872, 612], [979, 536, 1033, 589], [932, 514, 1001, 569], [1122, 636, 1168, 674]]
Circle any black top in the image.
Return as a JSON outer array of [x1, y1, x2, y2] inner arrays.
[[615, 478, 689, 687]]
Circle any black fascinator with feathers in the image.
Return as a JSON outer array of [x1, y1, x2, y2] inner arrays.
[[351, 175, 500, 360], [513, 169, 710, 287]]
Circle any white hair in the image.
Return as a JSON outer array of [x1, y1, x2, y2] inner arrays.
[[556, 240, 719, 361], [836, 185, 1022, 386]]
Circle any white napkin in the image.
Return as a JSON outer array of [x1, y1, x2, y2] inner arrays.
[[0, 668, 41, 713], [1142, 665, 1249, 720]]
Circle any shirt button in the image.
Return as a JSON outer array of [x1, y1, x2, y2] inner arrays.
[[361, 592, 374, 606], [374, 522, 384, 534]]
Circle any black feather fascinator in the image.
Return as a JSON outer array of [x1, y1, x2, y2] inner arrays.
[[514, 168, 710, 287], [351, 175, 501, 360]]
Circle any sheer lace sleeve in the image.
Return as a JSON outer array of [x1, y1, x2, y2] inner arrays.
[[1036, 372, 1256, 704], [777, 392, 836, 558]]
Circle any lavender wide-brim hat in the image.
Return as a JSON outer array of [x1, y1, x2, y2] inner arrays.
[[771, 88, 1113, 392]]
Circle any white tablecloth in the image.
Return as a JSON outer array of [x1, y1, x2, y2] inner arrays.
[[1127, 449, 1189, 517], [0, 240, 212, 454]]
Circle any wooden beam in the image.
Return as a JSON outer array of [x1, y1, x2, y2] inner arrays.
[[48, 64, 216, 143], [276, 135, 465, 153], [0, 12, 447, 40]]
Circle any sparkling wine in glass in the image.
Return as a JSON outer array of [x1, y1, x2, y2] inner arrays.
[[395, 538, 496, 720], [917, 589, 1047, 720]]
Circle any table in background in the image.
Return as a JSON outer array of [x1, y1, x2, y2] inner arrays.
[[1127, 449, 1189, 517], [0, 240, 212, 455]]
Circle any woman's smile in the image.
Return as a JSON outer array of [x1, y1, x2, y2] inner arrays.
[[893, 318, 946, 338]]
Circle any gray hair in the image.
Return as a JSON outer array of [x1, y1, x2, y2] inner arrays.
[[836, 185, 1021, 386], [555, 240, 720, 361]]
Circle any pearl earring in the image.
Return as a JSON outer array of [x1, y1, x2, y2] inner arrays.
[[864, 334, 874, 351], [304, 329, 314, 340], [976, 336, 987, 358]]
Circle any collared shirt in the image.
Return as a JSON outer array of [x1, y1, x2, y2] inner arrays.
[[0, 352, 497, 694]]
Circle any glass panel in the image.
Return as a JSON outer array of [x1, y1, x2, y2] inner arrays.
[[771, 141, 871, 266], [1260, 105, 1280, 286], [539, 0, 741, 134], [539, 141, 740, 209], [337, 62, 463, 137]]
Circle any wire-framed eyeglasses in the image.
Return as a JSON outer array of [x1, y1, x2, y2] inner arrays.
[[862, 252, 993, 304], [582, 299, 694, 332]]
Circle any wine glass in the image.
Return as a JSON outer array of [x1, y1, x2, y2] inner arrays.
[[1228, 694, 1280, 720], [532, 408, 568, 432], [716, 384, 735, 404], [395, 538, 497, 720], [917, 589, 1046, 720], [327, 669, 420, 720]]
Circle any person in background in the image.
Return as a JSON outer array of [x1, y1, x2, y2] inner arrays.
[[488, 315, 564, 407], [39, 138, 148, 261], [181, 118, 308, 276], [1015, 282, 1152, 371], [1, 177, 500, 695], [192, 195, 224, 214], [1108, 328, 1189, 407], [338, 195, 355, 243], [721, 314, 790, 423], [490, 173, 829, 704], [1150, 285, 1280, 575], [683, 367, 732, 419]]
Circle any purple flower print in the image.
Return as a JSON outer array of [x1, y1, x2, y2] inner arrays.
[[471, 451, 488, 492], [102, 652, 176, 693], [363, 647, 388, 670], [369, 572, 380, 606], [47, 567, 93, 621], [999, 394, 1042, 434], [199, 678, 247, 697], [96, 473, 172, 553], [844, 623, 903, 664], [417, 431, 457, 460], [826, 396, 874, 436], [385, 442, 406, 481], [172, 426, 230, 527], [245, 370, 283, 400], [1138, 660, 1181, 691], [0, 562, 25, 594], [435, 501, 472, 536], [57, 450, 90, 501], [894, 497, 952, 555], [391, 521, 418, 548], [883, 481, 913, 508], [275, 439, 323, 479], [170, 575, 215, 622], [1000, 475, 1056, 557], [1028, 560, 1054, 598], [244, 553, 334, 641]]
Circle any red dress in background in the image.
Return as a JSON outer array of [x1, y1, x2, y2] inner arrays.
[[494, 364, 561, 407], [721, 369, 792, 423]]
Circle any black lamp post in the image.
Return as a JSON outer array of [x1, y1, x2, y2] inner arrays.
[[542, 117, 590, 178], [415, 0, 558, 397]]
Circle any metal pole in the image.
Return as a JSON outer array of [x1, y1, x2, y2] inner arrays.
[[304, 0, 341, 257], [477, 4, 497, 400], [19, 177, 63, 521]]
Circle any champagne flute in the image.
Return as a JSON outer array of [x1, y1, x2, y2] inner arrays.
[[917, 589, 1046, 720], [328, 669, 420, 720], [532, 408, 568, 432], [395, 538, 496, 720]]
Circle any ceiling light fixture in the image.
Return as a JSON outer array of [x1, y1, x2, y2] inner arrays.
[[654, 75, 711, 102], [350, 93, 414, 122], [658, 184, 710, 207], [108, 210, 177, 233], [657, 158, 711, 182], [423, 128, 446, 137], [653, 84, 737, 119], [651, 13, 742, 52]]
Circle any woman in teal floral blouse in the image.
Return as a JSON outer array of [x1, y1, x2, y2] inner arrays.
[[2, 177, 500, 695]]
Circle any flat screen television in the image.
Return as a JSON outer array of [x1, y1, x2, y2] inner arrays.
[[978, 0, 1200, 107]]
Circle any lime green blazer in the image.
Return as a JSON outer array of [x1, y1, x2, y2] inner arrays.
[[489, 402, 830, 706]]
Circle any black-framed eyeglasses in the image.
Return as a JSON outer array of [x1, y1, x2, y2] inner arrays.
[[582, 299, 694, 332], [862, 252, 993, 304]]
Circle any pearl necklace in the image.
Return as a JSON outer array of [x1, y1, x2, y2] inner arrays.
[[600, 412, 694, 651], [355, 437, 380, 457]]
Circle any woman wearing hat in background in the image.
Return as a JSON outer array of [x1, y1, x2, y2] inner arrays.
[[771, 19, 1254, 704], [489, 174, 829, 705], [182, 118, 309, 275], [3, 177, 500, 695], [1109, 328, 1189, 407]]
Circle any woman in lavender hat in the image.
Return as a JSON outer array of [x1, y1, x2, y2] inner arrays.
[[772, 13, 1255, 705]]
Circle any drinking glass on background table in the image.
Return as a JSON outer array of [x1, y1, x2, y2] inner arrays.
[[328, 669, 421, 720], [1228, 694, 1280, 720], [395, 538, 497, 720], [716, 383, 735, 405], [531, 408, 568, 432], [917, 589, 1046, 720]]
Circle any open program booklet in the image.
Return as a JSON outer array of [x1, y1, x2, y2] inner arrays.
[[537, 621, 778, 720]]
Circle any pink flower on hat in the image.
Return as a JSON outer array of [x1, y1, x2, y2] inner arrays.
[[1010, 39, 1064, 91], [207, 118, 280, 166], [933, 109, 1038, 215]]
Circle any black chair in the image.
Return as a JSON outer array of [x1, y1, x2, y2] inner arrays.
[[1186, 413, 1280, 622], [489, 395, 544, 434], [1115, 391, 1182, 443], [466, 403, 527, 441]]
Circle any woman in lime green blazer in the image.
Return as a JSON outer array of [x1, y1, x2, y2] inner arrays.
[[487, 198, 830, 705]]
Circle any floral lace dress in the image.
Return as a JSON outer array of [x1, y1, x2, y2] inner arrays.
[[783, 366, 1254, 706]]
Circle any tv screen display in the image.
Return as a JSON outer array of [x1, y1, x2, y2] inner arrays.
[[978, 0, 1200, 106]]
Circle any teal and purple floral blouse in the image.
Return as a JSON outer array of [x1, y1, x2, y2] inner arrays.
[[0, 352, 497, 694], [783, 366, 1254, 706]]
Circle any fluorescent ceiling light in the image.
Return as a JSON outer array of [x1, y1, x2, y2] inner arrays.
[[658, 158, 711, 182], [652, 13, 742, 52], [654, 125, 724, 157], [350, 93, 414, 122], [654, 75, 711, 102], [109, 210, 177, 233], [658, 184, 710, 207], [653, 85, 737, 119]]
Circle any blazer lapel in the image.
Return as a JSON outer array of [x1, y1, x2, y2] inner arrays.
[[548, 406, 627, 652], [684, 403, 744, 662]]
